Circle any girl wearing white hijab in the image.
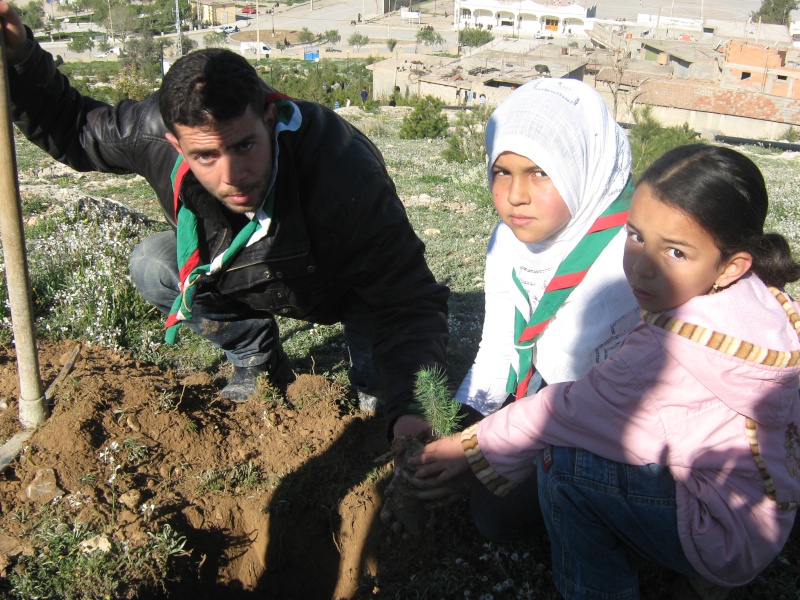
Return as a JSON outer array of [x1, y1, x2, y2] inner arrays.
[[456, 78, 639, 541]]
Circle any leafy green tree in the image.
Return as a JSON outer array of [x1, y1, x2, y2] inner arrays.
[[348, 32, 369, 51], [146, 0, 192, 34], [44, 18, 61, 43], [387, 37, 397, 52], [115, 64, 156, 100], [110, 4, 140, 44], [322, 29, 341, 46], [458, 27, 493, 48], [442, 105, 491, 163], [11, 1, 44, 31], [70, 0, 92, 27], [203, 31, 228, 48], [68, 35, 95, 54], [399, 95, 448, 139], [121, 34, 162, 80], [298, 27, 317, 46], [628, 106, 700, 178], [180, 34, 198, 53], [85, 0, 109, 29], [416, 27, 445, 48], [751, 0, 798, 25]]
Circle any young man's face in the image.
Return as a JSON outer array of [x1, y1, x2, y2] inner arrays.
[[166, 104, 277, 214]]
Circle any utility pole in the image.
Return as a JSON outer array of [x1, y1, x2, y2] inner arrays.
[[256, 0, 261, 59], [175, 0, 182, 56], [656, 5, 661, 39]]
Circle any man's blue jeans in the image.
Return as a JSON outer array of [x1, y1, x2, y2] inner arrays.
[[537, 446, 700, 599], [129, 231, 379, 395]]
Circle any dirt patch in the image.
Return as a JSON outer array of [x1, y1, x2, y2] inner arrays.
[[0, 340, 401, 599]]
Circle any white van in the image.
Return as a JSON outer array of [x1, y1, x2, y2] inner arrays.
[[240, 41, 271, 57]]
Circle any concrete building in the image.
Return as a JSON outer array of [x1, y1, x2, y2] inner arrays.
[[192, 0, 237, 27], [722, 40, 800, 100], [452, 0, 596, 37], [370, 37, 589, 107]]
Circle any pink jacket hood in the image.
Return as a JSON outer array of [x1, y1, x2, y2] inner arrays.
[[661, 272, 800, 428]]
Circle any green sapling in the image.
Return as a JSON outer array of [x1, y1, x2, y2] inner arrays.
[[413, 365, 463, 439]]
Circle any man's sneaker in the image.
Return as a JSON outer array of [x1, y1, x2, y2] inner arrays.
[[220, 357, 294, 403], [220, 364, 270, 402]]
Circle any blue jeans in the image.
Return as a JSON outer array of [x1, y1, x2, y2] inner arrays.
[[537, 446, 700, 599], [129, 231, 380, 393], [470, 473, 541, 544]]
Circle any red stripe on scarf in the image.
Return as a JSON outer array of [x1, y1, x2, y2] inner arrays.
[[266, 91, 294, 103], [587, 211, 628, 234], [519, 317, 552, 342], [515, 370, 534, 400], [178, 248, 202, 290], [545, 269, 589, 292], [172, 161, 191, 219]]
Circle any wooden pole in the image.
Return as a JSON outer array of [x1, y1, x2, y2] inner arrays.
[[0, 31, 47, 429]]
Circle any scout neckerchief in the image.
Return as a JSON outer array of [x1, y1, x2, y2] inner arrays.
[[164, 93, 301, 343], [506, 178, 633, 400]]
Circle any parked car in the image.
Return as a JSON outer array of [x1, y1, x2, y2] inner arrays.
[[217, 24, 239, 34], [534, 30, 554, 39], [240, 41, 271, 57], [242, 6, 256, 13], [97, 46, 122, 58]]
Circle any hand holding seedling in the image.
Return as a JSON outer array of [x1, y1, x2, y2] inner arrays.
[[380, 366, 471, 534], [406, 434, 476, 501]]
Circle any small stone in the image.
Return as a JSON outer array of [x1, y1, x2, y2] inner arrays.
[[25, 469, 64, 504], [118, 489, 142, 511], [79, 535, 111, 553], [126, 415, 141, 432]]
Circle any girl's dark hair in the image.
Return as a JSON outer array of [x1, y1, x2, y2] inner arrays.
[[158, 49, 266, 133], [637, 144, 800, 288]]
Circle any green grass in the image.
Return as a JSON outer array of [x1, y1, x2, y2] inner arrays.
[[1, 502, 188, 599]]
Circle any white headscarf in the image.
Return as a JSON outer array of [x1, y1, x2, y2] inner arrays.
[[458, 78, 637, 408], [485, 78, 632, 266]]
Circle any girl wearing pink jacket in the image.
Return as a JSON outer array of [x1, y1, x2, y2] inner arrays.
[[410, 145, 800, 599]]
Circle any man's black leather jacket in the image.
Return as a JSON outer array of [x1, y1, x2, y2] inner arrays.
[[8, 36, 449, 432]]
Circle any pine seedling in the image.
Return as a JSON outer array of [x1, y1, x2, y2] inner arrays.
[[414, 365, 463, 438]]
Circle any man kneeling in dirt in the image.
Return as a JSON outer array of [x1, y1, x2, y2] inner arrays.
[[0, 3, 448, 438]]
